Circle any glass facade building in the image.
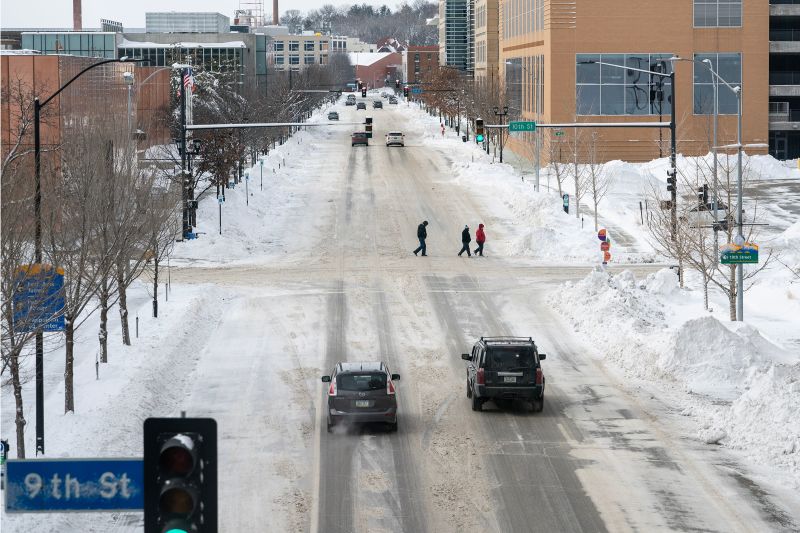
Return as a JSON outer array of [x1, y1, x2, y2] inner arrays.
[[21, 32, 117, 59]]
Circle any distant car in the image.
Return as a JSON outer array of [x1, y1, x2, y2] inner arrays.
[[345, 99, 356, 106], [381, 92, 389, 98], [322, 361, 400, 432], [351, 131, 368, 146], [389, 96, 398, 104], [385, 131, 405, 147], [328, 111, 339, 120], [356, 102, 367, 110], [462, 336, 546, 412], [373, 100, 383, 109]]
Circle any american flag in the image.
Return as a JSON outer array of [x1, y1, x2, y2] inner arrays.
[[183, 68, 193, 91]]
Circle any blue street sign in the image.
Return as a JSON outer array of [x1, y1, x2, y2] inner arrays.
[[5, 458, 144, 512], [12, 264, 65, 333], [411, 87, 423, 94]]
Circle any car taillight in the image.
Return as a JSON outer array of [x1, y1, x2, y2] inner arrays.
[[328, 381, 337, 396], [476, 368, 485, 385], [535, 368, 543, 385], [387, 379, 396, 395]]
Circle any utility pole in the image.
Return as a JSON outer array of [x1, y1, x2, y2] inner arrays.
[[180, 67, 190, 239], [493, 105, 509, 163]]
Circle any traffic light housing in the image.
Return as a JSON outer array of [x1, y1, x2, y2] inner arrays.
[[365, 116, 373, 138], [144, 417, 217, 533], [395, 79, 400, 89], [475, 118, 485, 143], [403, 86, 410, 98], [666, 168, 676, 192], [362, 87, 367, 97], [698, 184, 709, 208]]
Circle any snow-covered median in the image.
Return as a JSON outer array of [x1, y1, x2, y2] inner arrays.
[[549, 268, 800, 488]]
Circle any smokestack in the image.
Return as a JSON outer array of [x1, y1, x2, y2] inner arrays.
[[73, 0, 82, 30], [273, 0, 279, 25]]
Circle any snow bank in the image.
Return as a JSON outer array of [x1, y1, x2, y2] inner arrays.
[[549, 268, 800, 487]]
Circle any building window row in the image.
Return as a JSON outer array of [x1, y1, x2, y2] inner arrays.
[[502, 0, 544, 39], [576, 53, 674, 116], [118, 47, 242, 70], [693, 53, 742, 114], [694, 0, 742, 27]]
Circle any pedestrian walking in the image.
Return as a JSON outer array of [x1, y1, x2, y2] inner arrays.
[[458, 225, 472, 257], [413, 220, 428, 256], [474, 223, 486, 256]]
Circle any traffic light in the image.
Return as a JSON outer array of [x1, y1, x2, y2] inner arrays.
[[395, 79, 400, 89], [403, 86, 410, 98], [475, 118, 485, 143], [365, 116, 373, 138], [362, 87, 367, 97], [666, 168, 676, 192], [144, 417, 217, 533], [698, 184, 709, 208]]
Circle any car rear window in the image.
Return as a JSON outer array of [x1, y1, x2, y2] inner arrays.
[[485, 347, 536, 370], [388, 132, 402, 136], [337, 372, 387, 391]]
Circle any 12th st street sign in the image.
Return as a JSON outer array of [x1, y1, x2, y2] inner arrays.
[[5, 458, 144, 512], [509, 121, 537, 132]]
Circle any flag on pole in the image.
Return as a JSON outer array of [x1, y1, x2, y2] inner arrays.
[[183, 67, 194, 126], [182, 67, 194, 91]]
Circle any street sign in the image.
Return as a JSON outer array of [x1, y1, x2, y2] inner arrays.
[[12, 264, 65, 333], [721, 242, 759, 264], [554, 131, 565, 136], [5, 458, 143, 512], [508, 121, 537, 132], [598, 228, 607, 241], [411, 87, 423, 94]]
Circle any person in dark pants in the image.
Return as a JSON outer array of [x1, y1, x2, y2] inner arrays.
[[474, 223, 486, 256], [458, 225, 472, 257], [413, 220, 428, 256]]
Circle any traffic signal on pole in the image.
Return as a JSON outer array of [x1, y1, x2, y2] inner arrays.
[[395, 79, 400, 89], [475, 118, 485, 143], [144, 417, 217, 533], [403, 86, 410, 98], [698, 184, 709, 208], [365, 116, 373, 138], [362, 87, 367, 97], [666, 169, 676, 192]]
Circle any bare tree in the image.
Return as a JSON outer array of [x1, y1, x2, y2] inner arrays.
[[585, 131, 612, 231], [544, 132, 570, 197], [567, 128, 590, 219]]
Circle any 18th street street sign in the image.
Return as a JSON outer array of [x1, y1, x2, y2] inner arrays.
[[5, 458, 143, 512], [721, 242, 759, 264], [509, 121, 537, 132]]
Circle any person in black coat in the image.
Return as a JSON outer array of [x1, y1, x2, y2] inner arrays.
[[458, 225, 472, 257], [413, 220, 428, 256]]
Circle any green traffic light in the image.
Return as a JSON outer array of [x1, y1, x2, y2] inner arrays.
[[476, 134, 484, 142], [164, 530, 188, 533]]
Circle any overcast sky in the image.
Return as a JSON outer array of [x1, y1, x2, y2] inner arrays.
[[1, 0, 398, 28]]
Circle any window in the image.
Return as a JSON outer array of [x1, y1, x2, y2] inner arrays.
[[273, 41, 284, 52], [693, 53, 741, 114], [304, 55, 315, 64], [694, 0, 742, 27], [289, 55, 299, 65], [337, 373, 386, 391], [576, 53, 673, 116], [275, 56, 284, 65], [304, 41, 315, 51], [289, 41, 299, 51]]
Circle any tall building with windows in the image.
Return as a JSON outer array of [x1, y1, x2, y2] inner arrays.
[[269, 33, 330, 72], [769, 0, 800, 159], [474, 0, 499, 85], [439, 0, 473, 71], [497, 0, 769, 162]]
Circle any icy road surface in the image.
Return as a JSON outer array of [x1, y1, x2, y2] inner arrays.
[[4, 97, 798, 532]]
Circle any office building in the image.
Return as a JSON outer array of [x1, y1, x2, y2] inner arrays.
[[270, 33, 330, 71], [402, 46, 440, 84], [769, 0, 800, 159], [474, 0, 499, 85], [145, 12, 230, 34], [439, 0, 473, 71]]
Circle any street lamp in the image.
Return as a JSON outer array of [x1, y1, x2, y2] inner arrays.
[[32, 55, 139, 455], [579, 59, 678, 241], [493, 105, 509, 163]]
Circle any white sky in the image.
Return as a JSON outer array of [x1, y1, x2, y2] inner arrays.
[[0, 0, 399, 29]]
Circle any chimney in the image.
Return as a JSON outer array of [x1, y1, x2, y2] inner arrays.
[[273, 0, 279, 25], [73, 0, 82, 30]]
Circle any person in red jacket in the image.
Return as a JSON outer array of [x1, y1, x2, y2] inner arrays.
[[474, 223, 486, 256]]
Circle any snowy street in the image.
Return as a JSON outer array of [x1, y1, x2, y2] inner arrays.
[[3, 95, 799, 532]]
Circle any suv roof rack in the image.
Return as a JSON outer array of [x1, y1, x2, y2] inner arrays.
[[480, 336, 534, 344]]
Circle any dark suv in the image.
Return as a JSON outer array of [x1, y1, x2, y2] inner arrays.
[[322, 361, 400, 432], [461, 337, 546, 412]]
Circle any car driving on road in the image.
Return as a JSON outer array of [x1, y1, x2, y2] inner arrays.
[[388, 96, 398, 104], [356, 102, 367, 110], [462, 336, 546, 412], [385, 131, 405, 147], [328, 111, 339, 120], [351, 131, 368, 146], [322, 361, 400, 432], [373, 100, 383, 109]]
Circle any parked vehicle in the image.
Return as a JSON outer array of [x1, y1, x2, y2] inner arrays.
[[322, 361, 400, 432], [385, 131, 405, 147], [462, 337, 546, 412], [351, 131, 369, 146]]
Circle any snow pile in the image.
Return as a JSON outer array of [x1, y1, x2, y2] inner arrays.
[[549, 268, 800, 486]]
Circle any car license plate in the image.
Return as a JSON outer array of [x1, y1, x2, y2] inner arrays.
[[504, 376, 516, 383], [355, 400, 370, 408]]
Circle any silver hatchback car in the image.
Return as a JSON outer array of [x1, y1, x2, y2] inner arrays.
[[322, 362, 400, 432]]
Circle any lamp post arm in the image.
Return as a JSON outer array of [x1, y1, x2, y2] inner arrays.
[[40, 58, 139, 108], [580, 60, 670, 78]]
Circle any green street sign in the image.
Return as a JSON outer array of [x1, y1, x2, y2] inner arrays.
[[554, 131, 565, 136], [720, 243, 759, 264], [509, 121, 537, 132]]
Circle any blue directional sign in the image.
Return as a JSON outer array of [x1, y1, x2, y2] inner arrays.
[[411, 87, 423, 94], [5, 458, 144, 512], [12, 264, 65, 333]]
